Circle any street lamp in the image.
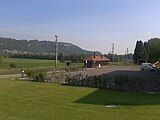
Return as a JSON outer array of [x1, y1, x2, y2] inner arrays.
[[21, 43, 31, 78], [55, 35, 58, 68], [0, 43, 4, 63], [21, 46, 25, 78], [111, 43, 115, 63]]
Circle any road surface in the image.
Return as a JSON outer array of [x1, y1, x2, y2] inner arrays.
[[0, 74, 21, 79]]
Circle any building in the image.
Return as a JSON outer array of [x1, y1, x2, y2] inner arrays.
[[84, 55, 110, 68]]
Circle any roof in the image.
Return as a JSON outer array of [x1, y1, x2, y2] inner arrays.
[[85, 55, 110, 62]]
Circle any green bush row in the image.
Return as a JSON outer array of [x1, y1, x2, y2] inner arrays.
[[64, 74, 145, 92]]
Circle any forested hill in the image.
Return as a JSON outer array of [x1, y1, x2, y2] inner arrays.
[[0, 37, 101, 55]]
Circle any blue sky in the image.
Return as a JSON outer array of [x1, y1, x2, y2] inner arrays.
[[1, 0, 160, 54]]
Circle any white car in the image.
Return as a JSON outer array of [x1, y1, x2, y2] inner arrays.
[[141, 63, 155, 71]]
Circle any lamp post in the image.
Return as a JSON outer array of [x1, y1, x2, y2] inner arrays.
[[55, 35, 58, 68], [112, 43, 115, 63], [20, 43, 31, 78], [21, 46, 25, 78], [85, 59, 87, 70], [0, 43, 4, 63]]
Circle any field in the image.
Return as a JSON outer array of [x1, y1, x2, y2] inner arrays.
[[1, 78, 160, 120], [0, 58, 83, 74]]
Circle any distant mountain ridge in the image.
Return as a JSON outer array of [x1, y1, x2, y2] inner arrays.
[[0, 37, 101, 55]]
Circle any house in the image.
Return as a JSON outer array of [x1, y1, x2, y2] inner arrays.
[[84, 55, 110, 68]]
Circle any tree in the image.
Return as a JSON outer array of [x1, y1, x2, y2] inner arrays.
[[148, 38, 160, 63], [133, 38, 160, 64], [143, 42, 149, 62], [133, 41, 144, 63]]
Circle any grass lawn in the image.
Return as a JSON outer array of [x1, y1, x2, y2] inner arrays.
[[0, 58, 83, 74], [1, 78, 160, 120]]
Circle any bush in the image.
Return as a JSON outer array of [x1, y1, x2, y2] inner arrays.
[[25, 69, 47, 82], [10, 63, 17, 68], [64, 74, 145, 92]]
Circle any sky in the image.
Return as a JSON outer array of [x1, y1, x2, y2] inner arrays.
[[1, 0, 160, 54]]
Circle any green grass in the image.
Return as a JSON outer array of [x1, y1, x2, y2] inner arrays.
[[1, 79, 160, 120], [0, 58, 83, 74]]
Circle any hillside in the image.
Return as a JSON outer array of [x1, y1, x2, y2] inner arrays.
[[0, 37, 101, 55]]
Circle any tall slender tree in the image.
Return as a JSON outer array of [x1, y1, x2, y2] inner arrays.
[[133, 40, 144, 63]]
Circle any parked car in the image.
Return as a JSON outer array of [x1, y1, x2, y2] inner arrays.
[[141, 63, 156, 71]]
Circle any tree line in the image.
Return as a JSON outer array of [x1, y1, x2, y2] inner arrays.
[[104, 53, 133, 62], [133, 38, 160, 64]]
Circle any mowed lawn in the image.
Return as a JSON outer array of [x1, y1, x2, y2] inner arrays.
[[0, 58, 83, 74], [1, 79, 160, 120], [0, 58, 83, 69]]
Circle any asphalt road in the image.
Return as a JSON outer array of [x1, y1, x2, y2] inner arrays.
[[74, 66, 140, 76], [0, 74, 21, 79]]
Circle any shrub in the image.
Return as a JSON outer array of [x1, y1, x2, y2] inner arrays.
[[10, 63, 17, 68], [65, 73, 72, 84], [25, 69, 47, 82], [64, 73, 145, 92]]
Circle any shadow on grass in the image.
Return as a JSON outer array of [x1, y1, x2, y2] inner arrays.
[[74, 89, 160, 106], [70, 69, 160, 105]]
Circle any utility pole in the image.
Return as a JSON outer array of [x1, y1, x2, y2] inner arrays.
[[112, 43, 115, 63], [127, 48, 129, 60], [55, 35, 58, 68]]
